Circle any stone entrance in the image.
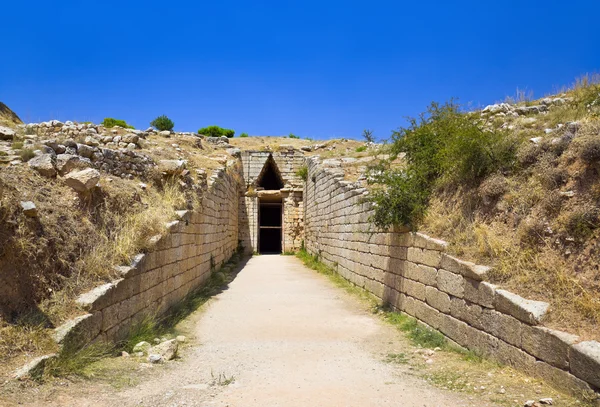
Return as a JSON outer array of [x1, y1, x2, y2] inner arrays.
[[239, 149, 305, 254]]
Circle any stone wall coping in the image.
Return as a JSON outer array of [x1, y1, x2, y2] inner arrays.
[[495, 289, 549, 325]]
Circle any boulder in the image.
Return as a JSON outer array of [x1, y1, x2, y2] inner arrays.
[[0, 126, 16, 140], [56, 154, 84, 176], [77, 143, 94, 159], [159, 130, 171, 138], [64, 168, 100, 193], [158, 159, 186, 175], [20, 201, 38, 217], [28, 154, 56, 178], [149, 339, 178, 361]]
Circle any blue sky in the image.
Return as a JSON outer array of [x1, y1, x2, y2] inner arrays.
[[1, 1, 598, 140]]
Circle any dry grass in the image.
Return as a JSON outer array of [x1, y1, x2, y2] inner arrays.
[[0, 164, 195, 378]]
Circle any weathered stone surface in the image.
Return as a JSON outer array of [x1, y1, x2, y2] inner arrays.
[[405, 262, 437, 286], [521, 326, 579, 369], [159, 159, 186, 175], [450, 298, 484, 329], [425, 286, 451, 314], [28, 154, 56, 177], [439, 254, 489, 281], [570, 341, 600, 388], [494, 289, 549, 325], [437, 269, 464, 298], [76, 282, 116, 311], [158, 130, 171, 137], [13, 354, 57, 380], [495, 340, 535, 375], [464, 279, 495, 308], [533, 361, 593, 397], [411, 232, 448, 251], [20, 201, 38, 217], [407, 247, 442, 268], [149, 339, 178, 360], [56, 153, 82, 175], [53, 313, 101, 347], [0, 125, 16, 140], [480, 309, 523, 348], [64, 168, 100, 193]]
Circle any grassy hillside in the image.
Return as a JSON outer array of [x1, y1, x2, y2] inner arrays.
[[0, 102, 23, 127], [370, 74, 600, 339]]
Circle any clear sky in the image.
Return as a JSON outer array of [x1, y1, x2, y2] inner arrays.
[[1, 1, 598, 140]]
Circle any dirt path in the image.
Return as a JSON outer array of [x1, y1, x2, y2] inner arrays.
[[7, 255, 496, 407]]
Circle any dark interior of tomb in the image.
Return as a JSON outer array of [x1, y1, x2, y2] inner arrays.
[[257, 157, 284, 190], [259, 202, 282, 254]]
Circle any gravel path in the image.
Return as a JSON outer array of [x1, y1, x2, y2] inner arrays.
[[10, 255, 492, 406]]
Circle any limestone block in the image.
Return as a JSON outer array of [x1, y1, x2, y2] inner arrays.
[[407, 247, 441, 268], [402, 279, 426, 301], [438, 313, 469, 345], [54, 312, 102, 349], [495, 340, 536, 375], [463, 325, 498, 357], [533, 361, 593, 397], [463, 279, 496, 308], [425, 286, 451, 314], [480, 309, 523, 348], [439, 254, 490, 281], [403, 296, 416, 316], [102, 303, 121, 331], [76, 282, 117, 311], [405, 262, 437, 286], [437, 269, 464, 298], [570, 341, 600, 388], [450, 298, 483, 329], [494, 289, 549, 325], [521, 326, 579, 369], [414, 300, 442, 329], [411, 232, 448, 251]]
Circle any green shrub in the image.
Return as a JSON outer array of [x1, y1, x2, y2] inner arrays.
[[11, 141, 24, 150], [101, 117, 134, 129], [198, 125, 235, 138], [296, 165, 308, 181], [368, 101, 518, 229], [150, 115, 175, 132], [19, 148, 36, 162], [288, 133, 299, 139], [355, 146, 367, 153], [240, 132, 249, 138]]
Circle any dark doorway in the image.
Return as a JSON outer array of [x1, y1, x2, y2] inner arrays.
[[259, 201, 282, 254], [256, 155, 284, 190]]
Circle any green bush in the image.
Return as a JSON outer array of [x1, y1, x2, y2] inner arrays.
[[101, 117, 134, 129], [355, 146, 367, 153], [150, 115, 175, 132], [369, 101, 518, 229], [296, 165, 308, 181], [198, 125, 235, 138], [288, 133, 299, 139], [240, 132, 249, 138]]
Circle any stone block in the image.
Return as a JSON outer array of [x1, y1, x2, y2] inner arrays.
[[414, 300, 441, 329], [407, 247, 442, 268], [521, 326, 579, 369], [450, 298, 483, 330], [75, 282, 117, 311], [405, 262, 437, 286], [463, 279, 495, 308], [437, 269, 464, 298], [570, 341, 600, 389], [494, 289, 549, 325], [533, 361, 593, 397], [425, 286, 451, 314], [463, 325, 498, 357], [438, 313, 468, 345], [480, 309, 523, 348], [439, 254, 490, 281], [495, 340, 536, 375], [411, 232, 448, 251], [402, 279, 426, 301]]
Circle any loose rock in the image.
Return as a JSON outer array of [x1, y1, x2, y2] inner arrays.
[[64, 168, 100, 193], [28, 154, 57, 177], [20, 201, 38, 218], [133, 341, 152, 355], [149, 338, 178, 361]]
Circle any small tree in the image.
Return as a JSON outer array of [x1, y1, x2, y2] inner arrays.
[[240, 132, 249, 138], [288, 133, 299, 139], [198, 125, 235, 138], [362, 129, 375, 143], [102, 117, 134, 129], [150, 115, 174, 131]]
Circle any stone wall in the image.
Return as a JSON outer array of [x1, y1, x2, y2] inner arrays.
[[303, 156, 600, 398], [55, 164, 241, 349]]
